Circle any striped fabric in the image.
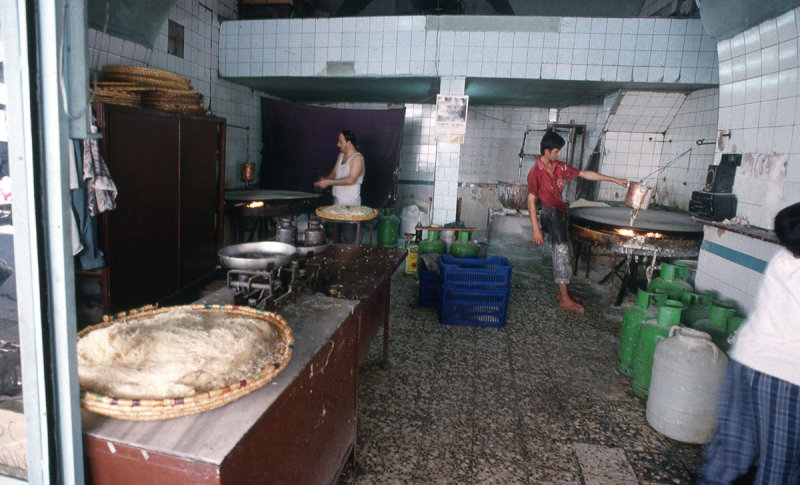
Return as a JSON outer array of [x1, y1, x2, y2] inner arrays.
[[699, 360, 800, 484]]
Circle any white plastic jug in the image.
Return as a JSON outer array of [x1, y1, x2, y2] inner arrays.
[[401, 205, 420, 236], [646, 326, 728, 444]]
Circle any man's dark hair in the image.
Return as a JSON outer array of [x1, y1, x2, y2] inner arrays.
[[775, 202, 800, 257], [341, 129, 357, 146], [540, 130, 565, 155]]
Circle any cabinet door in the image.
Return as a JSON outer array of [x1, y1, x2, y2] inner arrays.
[[179, 118, 221, 287], [103, 107, 180, 312]]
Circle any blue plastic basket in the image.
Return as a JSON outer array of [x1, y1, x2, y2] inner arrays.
[[418, 257, 440, 308], [438, 285, 509, 327], [438, 255, 512, 290]]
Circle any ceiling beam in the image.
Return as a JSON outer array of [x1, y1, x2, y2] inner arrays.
[[485, 0, 514, 14], [335, 0, 376, 16]]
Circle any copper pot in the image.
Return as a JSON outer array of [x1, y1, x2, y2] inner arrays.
[[624, 181, 654, 210], [497, 180, 528, 211]]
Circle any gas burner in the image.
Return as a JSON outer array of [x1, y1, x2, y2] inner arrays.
[[227, 259, 320, 311]]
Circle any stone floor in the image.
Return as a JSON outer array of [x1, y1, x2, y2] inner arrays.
[[338, 238, 705, 485]]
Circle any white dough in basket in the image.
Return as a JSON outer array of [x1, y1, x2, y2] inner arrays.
[[77, 309, 285, 400]]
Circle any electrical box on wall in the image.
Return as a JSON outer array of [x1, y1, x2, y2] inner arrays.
[[690, 191, 737, 221]]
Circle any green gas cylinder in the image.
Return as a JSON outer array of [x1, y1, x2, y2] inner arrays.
[[692, 300, 736, 351], [418, 230, 446, 254], [376, 208, 401, 248], [680, 291, 712, 326], [450, 231, 478, 257], [632, 299, 684, 398], [617, 289, 660, 376], [648, 263, 693, 301], [674, 261, 690, 280]]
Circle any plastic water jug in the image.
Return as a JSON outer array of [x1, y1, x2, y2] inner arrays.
[[647, 326, 728, 444]]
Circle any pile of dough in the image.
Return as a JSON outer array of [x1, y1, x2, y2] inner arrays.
[[316, 204, 377, 220], [78, 309, 286, 400]]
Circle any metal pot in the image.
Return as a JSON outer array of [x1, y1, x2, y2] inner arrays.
[[624, 181, 654, 210], [304, 219, 326, 246], [276, 217, 297, 245], [497, 180, 528, 211]]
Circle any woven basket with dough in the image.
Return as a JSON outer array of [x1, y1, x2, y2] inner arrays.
[[77, 304, 294, 421], [316, 205, 378, 222]]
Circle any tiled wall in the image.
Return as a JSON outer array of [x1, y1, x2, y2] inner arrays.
[[696, 228, 783, 313], [220, 16, 718, 85], [657, 88, 720, 209], [87, 0, 263, 188], [695, 6, 800, 316], [597, 132, 665, 203], [715, 6, 800, 226]]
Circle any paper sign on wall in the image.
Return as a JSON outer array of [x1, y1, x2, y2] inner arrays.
[[435, 94, 469, 143]]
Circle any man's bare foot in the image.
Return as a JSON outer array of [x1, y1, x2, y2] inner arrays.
[[558, 296, 585, 313], [556, 293, 582, 304]]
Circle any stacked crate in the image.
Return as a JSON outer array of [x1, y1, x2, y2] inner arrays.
[[418, 256, 440, 308], [436, 255, 512, 327]]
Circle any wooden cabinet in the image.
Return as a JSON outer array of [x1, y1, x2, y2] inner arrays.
[[92, 104, 226, 313]]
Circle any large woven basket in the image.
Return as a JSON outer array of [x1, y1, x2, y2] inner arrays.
[[103, 65, 192, 87], [316, 205, 378, 222], [78, 304, 294, 421]]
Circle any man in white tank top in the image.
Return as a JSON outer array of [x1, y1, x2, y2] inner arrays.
[[314, 130, 365, 242]]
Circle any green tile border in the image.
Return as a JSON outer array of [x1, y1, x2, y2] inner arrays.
[[701, 240, 768, 274]]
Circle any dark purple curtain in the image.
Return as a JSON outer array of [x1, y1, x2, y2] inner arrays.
[[260, 98, 405, 209]]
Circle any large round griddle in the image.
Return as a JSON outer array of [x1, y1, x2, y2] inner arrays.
[[224, 190, 323, 202], [569, 206, 702, 237]]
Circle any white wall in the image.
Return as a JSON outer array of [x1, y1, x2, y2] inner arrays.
[[695, 6, 800, 314]]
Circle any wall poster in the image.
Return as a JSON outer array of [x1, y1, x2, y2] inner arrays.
[[435, 94, 469, 143]]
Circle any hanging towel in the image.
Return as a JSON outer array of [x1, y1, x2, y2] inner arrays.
[[83, 118, 118, 216]]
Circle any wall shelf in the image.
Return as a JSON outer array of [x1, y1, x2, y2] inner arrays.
[[691, 217, 780, 245]]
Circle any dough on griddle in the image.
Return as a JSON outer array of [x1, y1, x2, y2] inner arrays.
[[77, 309, 286, 400]]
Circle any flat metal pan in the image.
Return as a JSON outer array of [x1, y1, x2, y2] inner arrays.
[[218, 241, 296, 271]]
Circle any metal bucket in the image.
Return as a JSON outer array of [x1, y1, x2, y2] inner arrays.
[[624, 181, 654, 210], [497, 180, 528, 211]]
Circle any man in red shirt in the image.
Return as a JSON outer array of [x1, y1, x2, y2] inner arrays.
[[527, 131, 628, 313]]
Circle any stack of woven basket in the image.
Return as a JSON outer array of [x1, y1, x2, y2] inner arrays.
[[91, 65, 206, 116]]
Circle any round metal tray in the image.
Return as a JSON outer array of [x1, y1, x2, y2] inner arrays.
[[218, 241, 296, 270]]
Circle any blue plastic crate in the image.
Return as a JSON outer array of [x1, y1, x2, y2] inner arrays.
[[438, 285, 509, 327], [438, 255, 512, 290], [418, 257, 440, 308]]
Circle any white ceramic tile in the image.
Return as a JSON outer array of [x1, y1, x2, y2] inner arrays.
[[744, 27, 762, 53], [776, 9, 798, 42], [730, 33, 746, 58], [778, 67, 798, 99], [779, 39, 798, 69]]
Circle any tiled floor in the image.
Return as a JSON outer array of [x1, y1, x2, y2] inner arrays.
[[339, 239, 704, 484]]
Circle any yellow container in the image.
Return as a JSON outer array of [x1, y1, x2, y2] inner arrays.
[[405, 244, 418, 274]]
